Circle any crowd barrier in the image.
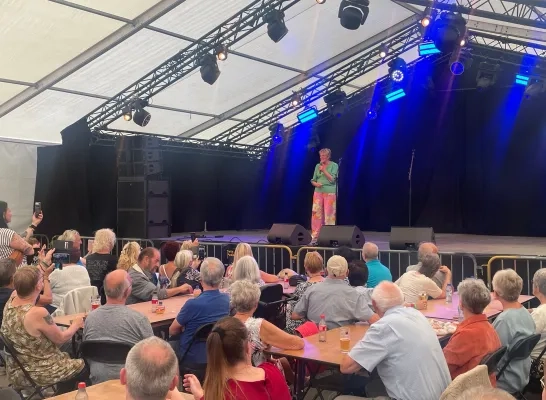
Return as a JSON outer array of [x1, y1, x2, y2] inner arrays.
[[486, 255, 546, 297], [32, 234, 50, 247]]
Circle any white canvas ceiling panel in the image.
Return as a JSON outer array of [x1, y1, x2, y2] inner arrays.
[[55, 30, 188, 97], [151, 54, 298, 115], [151, 0, 252, 39], [0, 0, 123, 83], [109, 108, 210, 136], [67, 0, 162, 19], [0, 83, 26, 104], [186, 119, 240, 139], [232, 1, 412, 70], [0, 90, 104, 144]]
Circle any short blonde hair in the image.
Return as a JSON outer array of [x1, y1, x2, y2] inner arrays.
[[230, 280, 261, 313], [174, 250, 193, 270], [319, 148, 331, 158], [14, 266, 41, 297], [493, 269, 523, 302], [58, 229, 80, 243], [117, 241, 140, 271], [304, 251, 323, 274], [93, 228, 116, 253], [326, 255, 348, 277], [233, 256, 261, 284]]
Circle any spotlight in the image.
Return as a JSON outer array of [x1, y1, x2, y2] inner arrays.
[[297, 107, 318, 124], [290, 91, 303, 107], [379, 44, 388, 58], [200, 54, 221, 85], [432, 12, 467, 53], [338, 0, 370, 30], [265, 10, 288, 43], [316, 0, 326, 3], [388, 57, 407, 83], [131, 99, 151, 127], [215, 44, 228, 61], [459, 38, 466, 46], [366, 107, 378, 120], [324, 90, 348, 117], [122, 106, 132, 122], [421, 16, 431, 27], [476, 62, 500, 90], [449, 50, 472, 76], [385, 88, 406, 102], [269, 123, 285, 145]]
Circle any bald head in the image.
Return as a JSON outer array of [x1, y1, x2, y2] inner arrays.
[[362, 242, 379, 261], [371, 281, 404, 315], [104, 269, 131, 301], [418, 242, 438, 262]]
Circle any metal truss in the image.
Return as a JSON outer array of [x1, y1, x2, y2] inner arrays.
[[209, 24, 423, 144], [92, 129, 269, 159], [85, 0, 303, 130], [467, 30, 546, 58], [394, 0, 546, 30]]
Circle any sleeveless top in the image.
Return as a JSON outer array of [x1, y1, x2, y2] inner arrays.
[[1, 298, 84, 388], [245, 317, 267, 366]]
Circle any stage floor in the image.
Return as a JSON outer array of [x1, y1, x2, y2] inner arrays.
[[166, 230, 546, 257]]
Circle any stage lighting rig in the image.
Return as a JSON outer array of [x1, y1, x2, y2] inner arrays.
[[122, 98, 151, 127], [450, 49, 472, 76], [379, 44, 389, 58], [265, 10, 288, 43], [316, 0, 326, 3], [215, 44, 228, 61], [476, 61, 500, 89], [290, 91, 303, 107], [122, 106, 132, 122], [431, 12, 467, 53], [339, 0, 370, 30], [366, 105, 378, 120], [324, 90, 348, 117], [269, 123, 285, 145], [200, 54, 221, 85], [388, 57, 407, 83]]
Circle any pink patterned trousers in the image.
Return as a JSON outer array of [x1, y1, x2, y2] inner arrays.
[[311, 192, 337, 240]]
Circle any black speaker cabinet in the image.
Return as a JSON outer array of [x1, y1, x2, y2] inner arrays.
[[389, 227, 435, 250], [267, 224, 311, 246], [317, 225, 364, 248]]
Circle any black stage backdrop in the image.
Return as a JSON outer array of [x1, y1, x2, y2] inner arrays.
[[35, 59, 546, 238]]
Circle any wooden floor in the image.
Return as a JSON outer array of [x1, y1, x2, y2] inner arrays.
[[167, 230, 546, 256]]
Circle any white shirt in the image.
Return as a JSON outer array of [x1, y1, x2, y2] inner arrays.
[[395, 270, 442, 303], [50, 264, 91, 308], [531, 304, 546, 359]]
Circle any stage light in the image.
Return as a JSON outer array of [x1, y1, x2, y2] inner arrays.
[[418, 41, 441, 56], [449, 50, 472, 76], [421, 16, 431, 27], [122, 106, 132, 122], [316, 0, 326, 3], [297, 107, 318, 124], [366, 108, 378, 120], [338, 0, 370, 30], [379, 44, 388, 58], [385, 88, 406, 103], [265, 10, 288, 43], [215, 44, 228, 61], [290, 91, 303, 107], [200, 54, 221, 85], [269, 123, 285, 145], [388, 57, 407, 83], [324, 90, 347, 117], [133, 109, 151, 127], [432, 12, 467, 53], [459, 38, 466, 46], [476, 62, 500, 89], [515, 74, 530, 86]]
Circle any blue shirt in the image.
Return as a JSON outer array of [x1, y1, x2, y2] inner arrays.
[[365, 259, 392, 288], [177, 290, 230, 364]]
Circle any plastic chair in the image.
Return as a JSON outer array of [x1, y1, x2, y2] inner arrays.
[[479, 346, 507, 375], [179, 322, 215, 384], [80, 340, 133, 364], [254, 284, 288, 330]]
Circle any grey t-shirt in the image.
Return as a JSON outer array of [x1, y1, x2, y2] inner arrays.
[[493, 307, 536, 393], [407, 263, 446, 288], [83, 304, 154, 384]]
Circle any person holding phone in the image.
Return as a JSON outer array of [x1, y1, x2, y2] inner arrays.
[[0, 200, 42, 264]]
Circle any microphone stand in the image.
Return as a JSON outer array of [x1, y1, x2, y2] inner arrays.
[[408, 149, 415, 227]]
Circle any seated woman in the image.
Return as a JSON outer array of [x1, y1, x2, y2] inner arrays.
[[443, 278, 501, 385], [226, 243, 278, 283], [492, 268, 536, 394], [1, 266, 86, 393], [348, 259, 369, 294], [174, 249, 201, 289], [231, 256, 265, 289], [531, 269, 546, 382], [116, 241, 140, 271], [183, 316, 291, 400], [158, 241, 181, 288], [49, 246, 91, 310], [285, 251, 324, 334]]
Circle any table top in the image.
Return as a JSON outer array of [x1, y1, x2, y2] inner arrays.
[[421, 293, 534, 320], [53, 294, 193, 327], [48, 380, 193, 400]]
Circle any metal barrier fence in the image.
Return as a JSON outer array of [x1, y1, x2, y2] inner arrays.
[[32, 234, 50, 247], [296, 247, 478, 289], [486, 256, 546, 298]]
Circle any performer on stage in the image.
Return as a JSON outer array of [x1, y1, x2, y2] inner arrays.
[[310, 148, 338, 242]]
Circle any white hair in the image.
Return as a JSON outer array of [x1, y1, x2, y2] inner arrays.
[[458, 278, 491, 314], [200, 257, 225, 287], [492, 269, 522, 302], [174, 250, 193, 270], [533, 268, 546, 297], [233, 255, 261, 284], [92, 228, 116, 253], [362, 242, 379, 260], [371, 281, 404, 313], [58, 229, 80, 243], [230, 280, 261, 313]]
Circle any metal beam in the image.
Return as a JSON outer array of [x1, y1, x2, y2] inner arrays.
[[0, 0, 186, 118], [465, 20, 546, 43], [180, 14, 421, 138], [468, 29, 546, 58]]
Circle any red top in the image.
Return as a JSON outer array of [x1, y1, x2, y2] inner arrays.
[[201, 362, 291, 400], [443, 314, 502, 386]]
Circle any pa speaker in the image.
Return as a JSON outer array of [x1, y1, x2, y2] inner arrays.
[[267, 224, 311, 246], [317, 225, 364, 248], [389, 227, 435, 250]]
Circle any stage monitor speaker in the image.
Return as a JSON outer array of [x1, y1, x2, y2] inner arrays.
[[389, 227, 435, 250], [267, 224, 311, 246], [317, 225, 364, 248]]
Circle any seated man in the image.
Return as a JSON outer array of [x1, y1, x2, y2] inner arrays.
[[340, 281, 451, 400], [126, 247, 192, 304], [169, 257, 229, 364], [406, 242, 446, 288], [362, 242, 392, 288], [443, 278, 501, 385], [396, 253, 451, 303], [348, 260, 369, 294], [83, 269, 154, 384], [292, 255, 379, 329]]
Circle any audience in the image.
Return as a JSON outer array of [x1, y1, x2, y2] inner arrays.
[[292, 255, 379, 328], [57, 229, 85, 265], [285, 251, 325, 334], [407, 242, 447, 288], [362, 242, 392, 288], [1, 266, 86, 393], [348, 259, 369, 294], [227, 242, 278, 283], [443, 278, 502, 385], [0, 200, 36, 262], [396, 253, 452, 303], [49, 245, 91, 310], [340, 281, 451, 400], [85, 228, 118, 302], [335, 246, 358, 263], [174, 249, 201, 289], [531, 269, 546, 368], [169, 257, 229, 364], [231, 255, 265, 286], [492, 269, 535, 394], [83, 269, 154, 384], [116, 241, 141, 271], [183, 316, 291, 400], [126, 247, 191, 304], [159, 241, 182, 288]]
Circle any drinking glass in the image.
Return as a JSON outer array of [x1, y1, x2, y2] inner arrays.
[[340, 327, 350, 353]]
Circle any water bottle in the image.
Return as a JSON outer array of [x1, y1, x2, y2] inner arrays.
[[151, 286, 159, 313], [318, 314, 327, 342], [446, 283, 453, 304], [75, 382, 88, 400], [283, 272, 289, 290]]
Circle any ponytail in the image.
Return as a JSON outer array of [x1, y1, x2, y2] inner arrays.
[[203, 330, 229, 400]]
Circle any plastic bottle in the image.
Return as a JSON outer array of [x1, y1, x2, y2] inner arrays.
[[75, 382, 88, 400], [318, 314, 327, 342], [446, 283, 453, 304], [283, 272, 289, 290], [151, 286, 159, 313]]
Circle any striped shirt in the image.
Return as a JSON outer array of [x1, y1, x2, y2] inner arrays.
[[0, 228, 15, 259]]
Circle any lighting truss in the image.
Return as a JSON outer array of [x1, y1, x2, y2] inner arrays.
[[92, 129, 269, 159], [85, 0, 303, 130], [209, 24, 423, 144], [467, 30, 546, 58], [394, 0, 546, 29]]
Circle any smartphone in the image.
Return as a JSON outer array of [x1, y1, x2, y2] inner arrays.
[[52, 253, 70, 269], [198, 246, 206, 261], [34, 202, 42, 218]]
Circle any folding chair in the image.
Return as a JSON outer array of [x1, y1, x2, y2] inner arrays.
[[255, 284, 289, 330], [179, 322, 215, 384], [479, 346, 507, 375]]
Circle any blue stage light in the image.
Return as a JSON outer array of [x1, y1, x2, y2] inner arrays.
[[297, 107, 318, 123], [385, 88, 406, 102], [418, 41, 441, 56], [366, 108, 378, 120], [391, 70, 405, 83], [450, 61, 465, 75], [515, 74, 530, 86]]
